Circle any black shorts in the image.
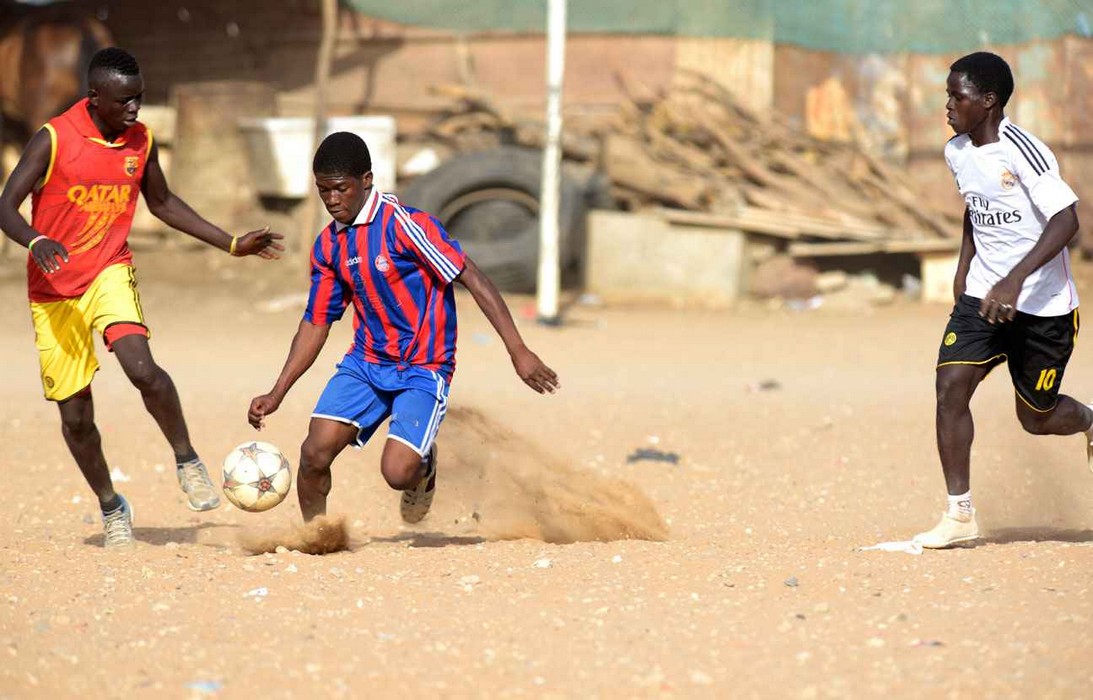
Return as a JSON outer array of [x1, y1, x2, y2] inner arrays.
[[937, 294, 1080, 412]]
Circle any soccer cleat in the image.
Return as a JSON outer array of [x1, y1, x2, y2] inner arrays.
[[176, 458, 221, 511], [400, 444, 438, 524], [102, 494, 135, 549], [913, 509, 980, 549]]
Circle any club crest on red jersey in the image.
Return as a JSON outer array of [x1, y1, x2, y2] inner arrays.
[[124, 156, 139, 177]]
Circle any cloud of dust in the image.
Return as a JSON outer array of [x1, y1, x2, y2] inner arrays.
[[976, 436, 1093, 543], [239, 514, 351, 555], [437, 406, 669, 544]]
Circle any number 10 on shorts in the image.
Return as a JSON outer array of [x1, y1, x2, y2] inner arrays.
[[1035, 368, 1057, 391]]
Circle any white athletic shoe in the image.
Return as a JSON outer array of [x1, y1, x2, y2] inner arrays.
[[400, 444, 437, 524], [177, 458, 221, 512], [913, 509, 980, 549], [102, 494, 135, 549]]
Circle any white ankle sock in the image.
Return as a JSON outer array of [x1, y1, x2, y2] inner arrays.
[[947, 491, 972, 516]]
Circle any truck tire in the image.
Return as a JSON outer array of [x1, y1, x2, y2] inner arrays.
[[399, 146, 586, 292]]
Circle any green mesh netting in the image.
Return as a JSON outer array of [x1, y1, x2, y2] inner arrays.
[[342, 0, 1093, 54]]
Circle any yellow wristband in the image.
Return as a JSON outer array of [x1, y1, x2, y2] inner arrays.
[[229, 236, 238, 256]]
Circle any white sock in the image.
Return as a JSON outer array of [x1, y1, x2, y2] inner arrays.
[[947, 491, 972, 516]]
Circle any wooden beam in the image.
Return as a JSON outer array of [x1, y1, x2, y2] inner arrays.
[[787, 239, 960, 257], [655, 207, 899, 242]]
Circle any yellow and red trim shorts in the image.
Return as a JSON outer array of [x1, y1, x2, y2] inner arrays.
[[30, 263, 149, 401]]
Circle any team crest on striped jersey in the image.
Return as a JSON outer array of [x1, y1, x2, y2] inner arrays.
[[1000, 169, 1017, 191], [374, 255, 390, 272], [124, 156, 139, 176]]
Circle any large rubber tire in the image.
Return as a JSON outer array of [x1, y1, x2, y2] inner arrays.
[[398, 146, 586, 292]]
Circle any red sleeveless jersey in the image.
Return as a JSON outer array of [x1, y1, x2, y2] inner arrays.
[[28, 99, 152, 302]]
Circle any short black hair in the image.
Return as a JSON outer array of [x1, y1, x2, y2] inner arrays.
[[313, 131, 372, 177], [88, 47, 140, 82], [950, 52, 1014, 108]]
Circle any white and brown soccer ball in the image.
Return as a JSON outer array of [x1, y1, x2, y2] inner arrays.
[[222, 441, 292, 512]]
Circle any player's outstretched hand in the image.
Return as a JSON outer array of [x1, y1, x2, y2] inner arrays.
[[511, 347, 559, 394], [30, 237, 69, 274], [248, 393, 282, 429], [235, 226, 286, 260]]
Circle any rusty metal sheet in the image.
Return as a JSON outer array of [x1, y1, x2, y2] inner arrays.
[[905, 52, 956, 158], [775, 47, 912, 161], [850, 53, 911, 162], [675, 37, 774, 114], [1011, 40, 1067, 142], [1063, 36, 1093, 148]]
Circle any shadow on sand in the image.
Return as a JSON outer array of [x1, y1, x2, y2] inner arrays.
[[83, 521, 238, 548], [983, 527, 1093, 545], [368, 531, 489, 548]]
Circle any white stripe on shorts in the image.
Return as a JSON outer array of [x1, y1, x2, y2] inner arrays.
[[418, 370, 448, 454]]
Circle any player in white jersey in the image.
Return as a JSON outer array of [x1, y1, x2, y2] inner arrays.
[[914, 51, 1093, 548]]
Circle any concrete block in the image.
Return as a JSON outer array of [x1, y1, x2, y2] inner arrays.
[[919, 250, 959, 304], [585, 210, 746, 306]]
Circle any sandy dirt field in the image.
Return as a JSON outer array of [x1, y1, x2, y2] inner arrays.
[[1, 248, 1092, 699]]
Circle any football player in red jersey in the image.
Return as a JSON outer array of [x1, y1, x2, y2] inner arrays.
[[0, 48, 284, 548]]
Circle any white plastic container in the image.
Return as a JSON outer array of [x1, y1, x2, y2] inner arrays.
[[326, 115, 397, 192], [238, 115, 397, 198]]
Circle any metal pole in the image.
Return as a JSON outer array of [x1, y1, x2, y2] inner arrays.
[[536, 0, 566, 324], [302, 0, 337, 264]]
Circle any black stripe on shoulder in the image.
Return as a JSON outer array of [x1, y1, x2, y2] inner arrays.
[[1002, 130, 1046, 176], [1003, 125, 1049, 173], [1006, 124, 1050, 171]]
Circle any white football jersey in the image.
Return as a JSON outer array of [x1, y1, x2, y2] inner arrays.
[[944, 117, 1079, 317]]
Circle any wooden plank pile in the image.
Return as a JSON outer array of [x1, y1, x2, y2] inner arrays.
[[409, 71, 962, 255]]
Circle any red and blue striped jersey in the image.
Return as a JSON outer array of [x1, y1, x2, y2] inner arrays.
[[303, 188, 467, 380]]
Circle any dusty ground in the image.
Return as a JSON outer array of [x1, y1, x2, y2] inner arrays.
[[1, 248, 1092, 699]]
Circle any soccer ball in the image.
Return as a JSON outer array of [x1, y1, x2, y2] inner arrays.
[[222, 441, 292, 512]]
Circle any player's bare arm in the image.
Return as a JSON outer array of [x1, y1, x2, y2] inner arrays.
[[140, 140, 285, 259], [456, 257, 559, 394], [979, 203, 1079, 324], [248, 320, 332, 428], [953, 208, 976, 302], [0, 128, 70, 273]]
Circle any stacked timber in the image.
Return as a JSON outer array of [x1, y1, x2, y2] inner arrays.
[[408, 71, 962, 254]]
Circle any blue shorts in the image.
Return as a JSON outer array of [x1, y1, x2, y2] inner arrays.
[[312, 354, 450, 456]]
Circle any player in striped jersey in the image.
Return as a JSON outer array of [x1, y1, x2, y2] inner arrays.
[[248, 132, 559, 523], [915, 52, 1093, 548]]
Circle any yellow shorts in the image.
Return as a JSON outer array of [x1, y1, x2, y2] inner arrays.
[[30, 263, 149, 401]]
